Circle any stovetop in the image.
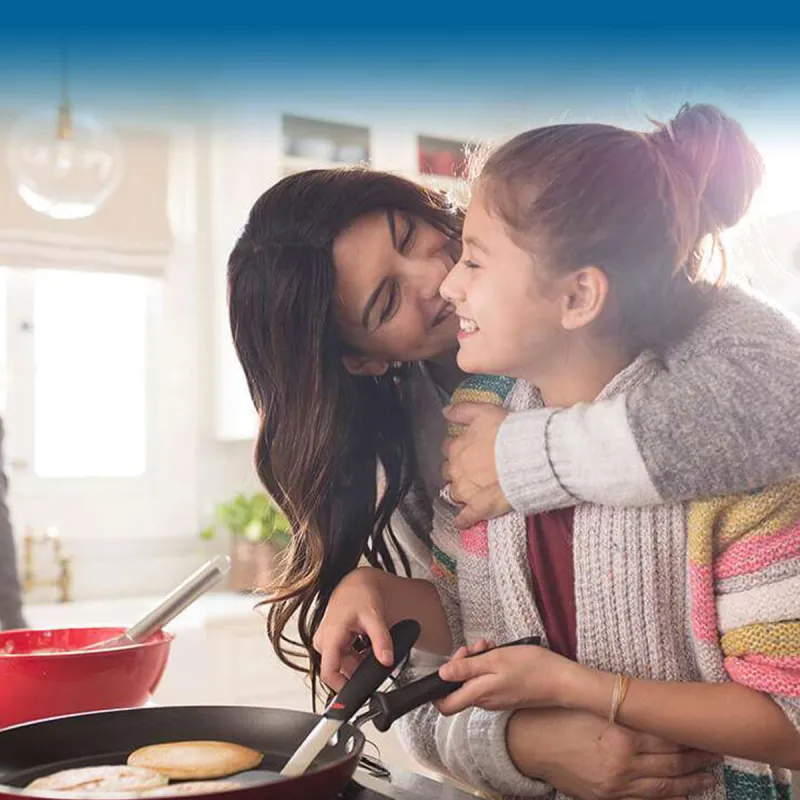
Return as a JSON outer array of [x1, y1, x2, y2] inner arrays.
[[344, 764, 480, 800]]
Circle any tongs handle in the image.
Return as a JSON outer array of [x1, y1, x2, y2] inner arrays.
[[367, 635, 541, 732], [324, 619, 421, 723]]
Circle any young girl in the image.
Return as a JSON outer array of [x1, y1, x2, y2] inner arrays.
[[318, 104, 800, 799]]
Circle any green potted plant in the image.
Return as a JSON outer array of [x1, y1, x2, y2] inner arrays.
[[200, 492, 291, 593]]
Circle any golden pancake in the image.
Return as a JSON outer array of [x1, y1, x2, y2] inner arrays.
[[27, 766, 169, 793], [127, 742, 263, 781]]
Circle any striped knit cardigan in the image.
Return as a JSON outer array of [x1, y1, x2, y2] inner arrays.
[[395, 353, 800, 800]]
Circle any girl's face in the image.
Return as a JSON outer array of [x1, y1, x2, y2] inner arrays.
[[439, 186, 572, 383], [333, 210, 460, 375]]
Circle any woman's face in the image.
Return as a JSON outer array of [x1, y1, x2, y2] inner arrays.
[[333, 210, 460, 375]]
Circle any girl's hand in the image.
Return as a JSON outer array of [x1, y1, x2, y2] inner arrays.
[[448, 637, 497, 660], [435, 644, 584, 715]]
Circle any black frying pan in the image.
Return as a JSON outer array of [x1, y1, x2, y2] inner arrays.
[[0, 620, 539, 800], [0, 705, 365, 800]]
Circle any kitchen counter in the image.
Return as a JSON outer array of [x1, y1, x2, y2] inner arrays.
[[24, 590, 265, 631]]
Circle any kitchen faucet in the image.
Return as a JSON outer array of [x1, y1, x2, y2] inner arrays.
[[22, 526, 72, 603]]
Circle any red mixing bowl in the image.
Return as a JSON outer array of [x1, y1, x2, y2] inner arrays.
[[0, 627, 173, 729]]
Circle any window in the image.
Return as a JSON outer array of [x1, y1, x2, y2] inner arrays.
[[3, 268, 156, 479], [32, 270, 150, 478]]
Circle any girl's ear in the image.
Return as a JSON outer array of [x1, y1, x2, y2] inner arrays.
[[560, 266, 608, 330]]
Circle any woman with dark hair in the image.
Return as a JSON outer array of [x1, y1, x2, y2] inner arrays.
[[228, 168, 464, 680], [227, 157, 800, 798]]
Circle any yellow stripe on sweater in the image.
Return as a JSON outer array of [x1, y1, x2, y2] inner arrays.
[[447, 388, 507, 437], [451, 388, 506, 406], [687, 481, 800, 565], [721, 621, 800, 658]]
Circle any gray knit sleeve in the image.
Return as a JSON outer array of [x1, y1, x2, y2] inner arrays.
[[0, 419, 26, 630], [630, 287, 800, 502], [496, 286, 800, 514], [496, 400, 660, 514]]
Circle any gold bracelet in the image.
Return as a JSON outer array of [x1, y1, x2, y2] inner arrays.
[[618, 673, 631, 718], [608, 673, 630, 726], [608, 674, 621, 725]]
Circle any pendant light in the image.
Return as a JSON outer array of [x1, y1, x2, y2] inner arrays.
[[6, 46, 124, 220]]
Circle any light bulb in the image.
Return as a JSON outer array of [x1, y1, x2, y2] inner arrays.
[[6, 106, 124, 220], [55, 139, 74, 171]]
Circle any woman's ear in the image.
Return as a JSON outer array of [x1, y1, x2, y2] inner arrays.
[[560, 266, 609, 330], [342, 355, 391, 376]]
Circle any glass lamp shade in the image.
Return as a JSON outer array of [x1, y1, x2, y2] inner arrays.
[[6, 106, 124, 220]]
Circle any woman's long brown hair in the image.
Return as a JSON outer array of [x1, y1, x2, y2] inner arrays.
[[227, 168, 462, 705]]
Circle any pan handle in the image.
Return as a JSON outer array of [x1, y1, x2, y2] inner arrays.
[[323, 618, 421, 723], [366, 635, 541, 733]]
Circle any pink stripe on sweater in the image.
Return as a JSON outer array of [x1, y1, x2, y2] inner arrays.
[[689, 562, 718, 642], [715, 521, 800, 579], [461, 521, 489, 558], [732, 652, 800, 670], [725, 654, 800, 697]]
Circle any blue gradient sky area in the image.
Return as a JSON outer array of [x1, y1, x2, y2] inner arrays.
[[0, 17, 798, 148], [1, 16, 799, 96]]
